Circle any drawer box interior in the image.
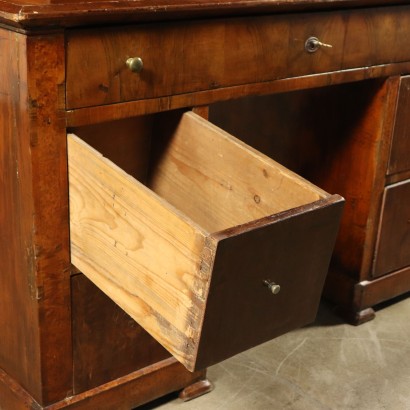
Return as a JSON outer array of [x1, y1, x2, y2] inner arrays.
[[68, 111, 343, 371]]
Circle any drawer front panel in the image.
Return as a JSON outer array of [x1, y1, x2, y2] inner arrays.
[[388, 76, 410, 176], [68, 112, 343, 371], [373, 180, 410, 277], [66, 6, 410, 109], [195, 201, 344, 369]]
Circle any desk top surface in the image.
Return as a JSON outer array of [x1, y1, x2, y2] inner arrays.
[[0, 0, 407, 29]]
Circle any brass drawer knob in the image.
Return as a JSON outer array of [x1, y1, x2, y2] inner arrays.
[[126, 57, 144, 73], [263, 280, 281, 295], [305, 36, 333, 53]]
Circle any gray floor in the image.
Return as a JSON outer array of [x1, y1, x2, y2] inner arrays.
[[141, 295, 410, 410]]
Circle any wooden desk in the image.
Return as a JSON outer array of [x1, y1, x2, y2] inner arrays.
[[1, 1, 409, 408]]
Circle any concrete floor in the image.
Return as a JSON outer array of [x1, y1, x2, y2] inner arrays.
[[140, 295, 410, 410]]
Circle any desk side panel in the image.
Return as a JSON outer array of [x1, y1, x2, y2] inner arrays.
[[0, 29, 73, 406], [25, 33, 73, 405], [0, 27, 44, 404]]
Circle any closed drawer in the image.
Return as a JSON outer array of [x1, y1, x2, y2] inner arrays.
[[68, 111, 343, 371], [388, 76, 410, 176], [66, 6, 410, 109], [373, 180, 410, 277]]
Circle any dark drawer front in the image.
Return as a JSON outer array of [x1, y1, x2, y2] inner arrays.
[[388, 76, 410, 176], [373, 180, 410, 277], [66, 6, 410, 109], [194, 202, 343, 369]]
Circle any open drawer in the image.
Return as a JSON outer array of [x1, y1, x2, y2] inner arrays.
[[68, 111, 343, 371]]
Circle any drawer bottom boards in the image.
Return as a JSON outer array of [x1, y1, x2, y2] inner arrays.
[[68, 111, 344, 371]]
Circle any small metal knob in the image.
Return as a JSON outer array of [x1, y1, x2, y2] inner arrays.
[[305, 36, 333, 53], [263, 280, 281, 295], [126, 57, 143, 73]]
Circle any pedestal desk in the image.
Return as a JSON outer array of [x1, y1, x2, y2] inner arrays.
[[1, 0, 410, 408]]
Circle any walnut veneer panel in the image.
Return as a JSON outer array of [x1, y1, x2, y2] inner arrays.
[[0, 27, 43, 402], [71, 274, 170, 393], [388, 76, 410, 176], [66, 6, 410, 109], [373, 180, 410, 277], [0, 28, 73, 406]]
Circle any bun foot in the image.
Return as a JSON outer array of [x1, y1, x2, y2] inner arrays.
[[336, 306, 376, 325], [178, 378, 213, 402]]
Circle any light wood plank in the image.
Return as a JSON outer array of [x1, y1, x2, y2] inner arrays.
[[149, 112, 327, 233], [68, 133, 212, 369]]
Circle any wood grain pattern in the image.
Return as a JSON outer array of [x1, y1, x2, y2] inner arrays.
[[0, 28, 43, 403], [0, 367, 42, 410], [313, 78, 398, 280], [148, 111, 326, 233], [0, 0, 405, 29], [68, 131, 210, 370], [69, 111, 342, 370], [66, 6, 410, 109], [25, 32, 73, 405], [211, 78, 398, 278], [373, 180, 410, 277], [71, 116, 154, 183], [66, 61, 410, 127], [388, 76, 410, 175], [71, 274, 170, 393], [46, 360, 206, 410], [0, 359, 207, 410], [0, 28, 72, 406]]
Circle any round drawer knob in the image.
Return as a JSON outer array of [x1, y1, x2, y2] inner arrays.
[[305, 36, 333, 53], [263, 280, 281, 295], [126, 57, 144, 73]]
